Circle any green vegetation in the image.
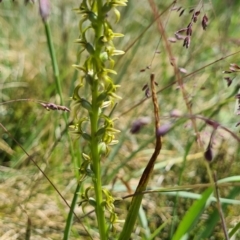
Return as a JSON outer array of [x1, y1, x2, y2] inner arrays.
[[1, 0, 240, 239]]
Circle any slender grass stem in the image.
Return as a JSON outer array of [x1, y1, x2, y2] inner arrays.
[[43, 21, 63, 104]]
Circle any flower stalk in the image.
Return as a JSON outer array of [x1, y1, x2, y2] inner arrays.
[[71, 0, 127, 239]]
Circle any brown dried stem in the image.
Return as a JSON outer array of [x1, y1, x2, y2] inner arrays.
[[136, 73, 162, 190]]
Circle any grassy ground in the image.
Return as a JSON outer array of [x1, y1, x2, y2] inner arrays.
[[1, 0, 240, 239]]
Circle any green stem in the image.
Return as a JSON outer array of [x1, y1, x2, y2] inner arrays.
[[90, 80, 107, 240], [88, 1, 107, 239], [43, 21, 63, 104], [96, 0, 103, 53]]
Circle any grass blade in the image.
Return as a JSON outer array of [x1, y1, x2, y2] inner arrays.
[[194, 186, 240, 239], [138, 205, 151, 239], [63, 183, 82, 240], [172, 187, 213, 240], [229, 222, 240, 238]]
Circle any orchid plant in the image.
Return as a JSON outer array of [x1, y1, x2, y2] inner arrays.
[[70, 0, 127, 239]]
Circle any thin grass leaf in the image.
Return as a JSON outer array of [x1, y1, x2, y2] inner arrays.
[[149, 220, 169, 240], [218, 175, 240, 183], [63, 183, 82, 240], [172, 188, 213, 240], [229, 222, 240, 238], [194, 185, 240, 239], [161, 191, 240, 204], [138, 205, 151, 239], [170, 141, 192, 238]]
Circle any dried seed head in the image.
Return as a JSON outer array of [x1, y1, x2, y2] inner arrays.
[[145, 88, 150, 98], [186, 26, 192, 36], [48, 103, 58, 110], [183, 36, 191, 48], [168, 37, 177, 43], [194, 11, 201, 16], [40, 102, 70, 112], [142, 84, 148, 91], [177, 6, 182, 12], [189, 8, 195, 14], [224, 77, 233, 87], [230, 63, 240, 69], [191, 10, 200, 23], [176, 28, 187, 33], [175, 33, 185, 40], [142, 83, 151, 98], [193, 16, 198, 23], [130, 117, 151, 134], [179, 9, 185, 17], [59, 106, 70, 112], [202, 14, 208, 30], [187, 22, 192, 28]]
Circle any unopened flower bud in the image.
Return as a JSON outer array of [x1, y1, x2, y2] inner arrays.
[[204, 145, 213, 162], [39, 0, 50, 22], [130, 117, 151, 134], [157, 123, 172, 136], [98, 142, 107, 155], [170, 109, 182, 117]]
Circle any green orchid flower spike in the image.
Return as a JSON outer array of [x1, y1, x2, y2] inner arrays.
[[71, 0, 127, 239]]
